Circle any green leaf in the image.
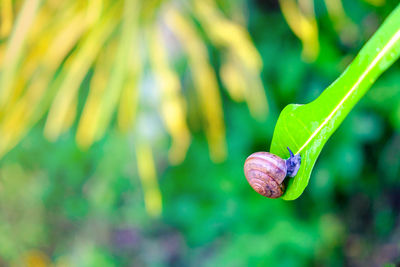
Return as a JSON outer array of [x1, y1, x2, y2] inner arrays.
[[271, 4, 400, 200]]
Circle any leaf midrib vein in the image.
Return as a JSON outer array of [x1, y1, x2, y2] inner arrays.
[[296, 28, 400, 155]]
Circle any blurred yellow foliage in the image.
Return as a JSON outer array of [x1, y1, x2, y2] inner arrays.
[[324, 0, 358, 45], [0, 0, 13, 38], [0, 0, 267, 216], [135, 142, 162, 218], [279, 0, 319, 62], [165, 7, 227, 162], [148, 24, 191, 165], [194, 0, 268, 120], [363, 0, 385, 6], [22, 250, 49, 267], [279, 0, 361, 60]]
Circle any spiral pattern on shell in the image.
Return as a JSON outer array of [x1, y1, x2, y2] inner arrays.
[[244, 152, 287, 198]]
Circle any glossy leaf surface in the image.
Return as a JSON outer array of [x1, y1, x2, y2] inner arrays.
[[271, 4, 400, 200]]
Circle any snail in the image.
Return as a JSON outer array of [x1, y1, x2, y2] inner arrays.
[[243, 147, 301, 198]]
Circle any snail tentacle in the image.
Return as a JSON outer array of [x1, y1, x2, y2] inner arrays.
[[285, 147, 301, 177]]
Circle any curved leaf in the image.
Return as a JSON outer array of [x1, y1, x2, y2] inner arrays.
[[271, 4, 400, 200]]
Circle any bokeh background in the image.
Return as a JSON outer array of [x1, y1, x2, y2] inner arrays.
[[0, 0, 400, 266]]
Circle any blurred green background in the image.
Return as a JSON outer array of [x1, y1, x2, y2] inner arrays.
[[0, 0, 400, 266]]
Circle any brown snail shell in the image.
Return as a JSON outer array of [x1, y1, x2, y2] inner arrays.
[[244, 152, 287, 198]]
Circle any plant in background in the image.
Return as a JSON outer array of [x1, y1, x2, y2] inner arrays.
[[0, 0, 267, 216], [0, 0, 399, 265]]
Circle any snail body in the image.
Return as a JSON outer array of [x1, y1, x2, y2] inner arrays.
[[243, 148, 301, 198]]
